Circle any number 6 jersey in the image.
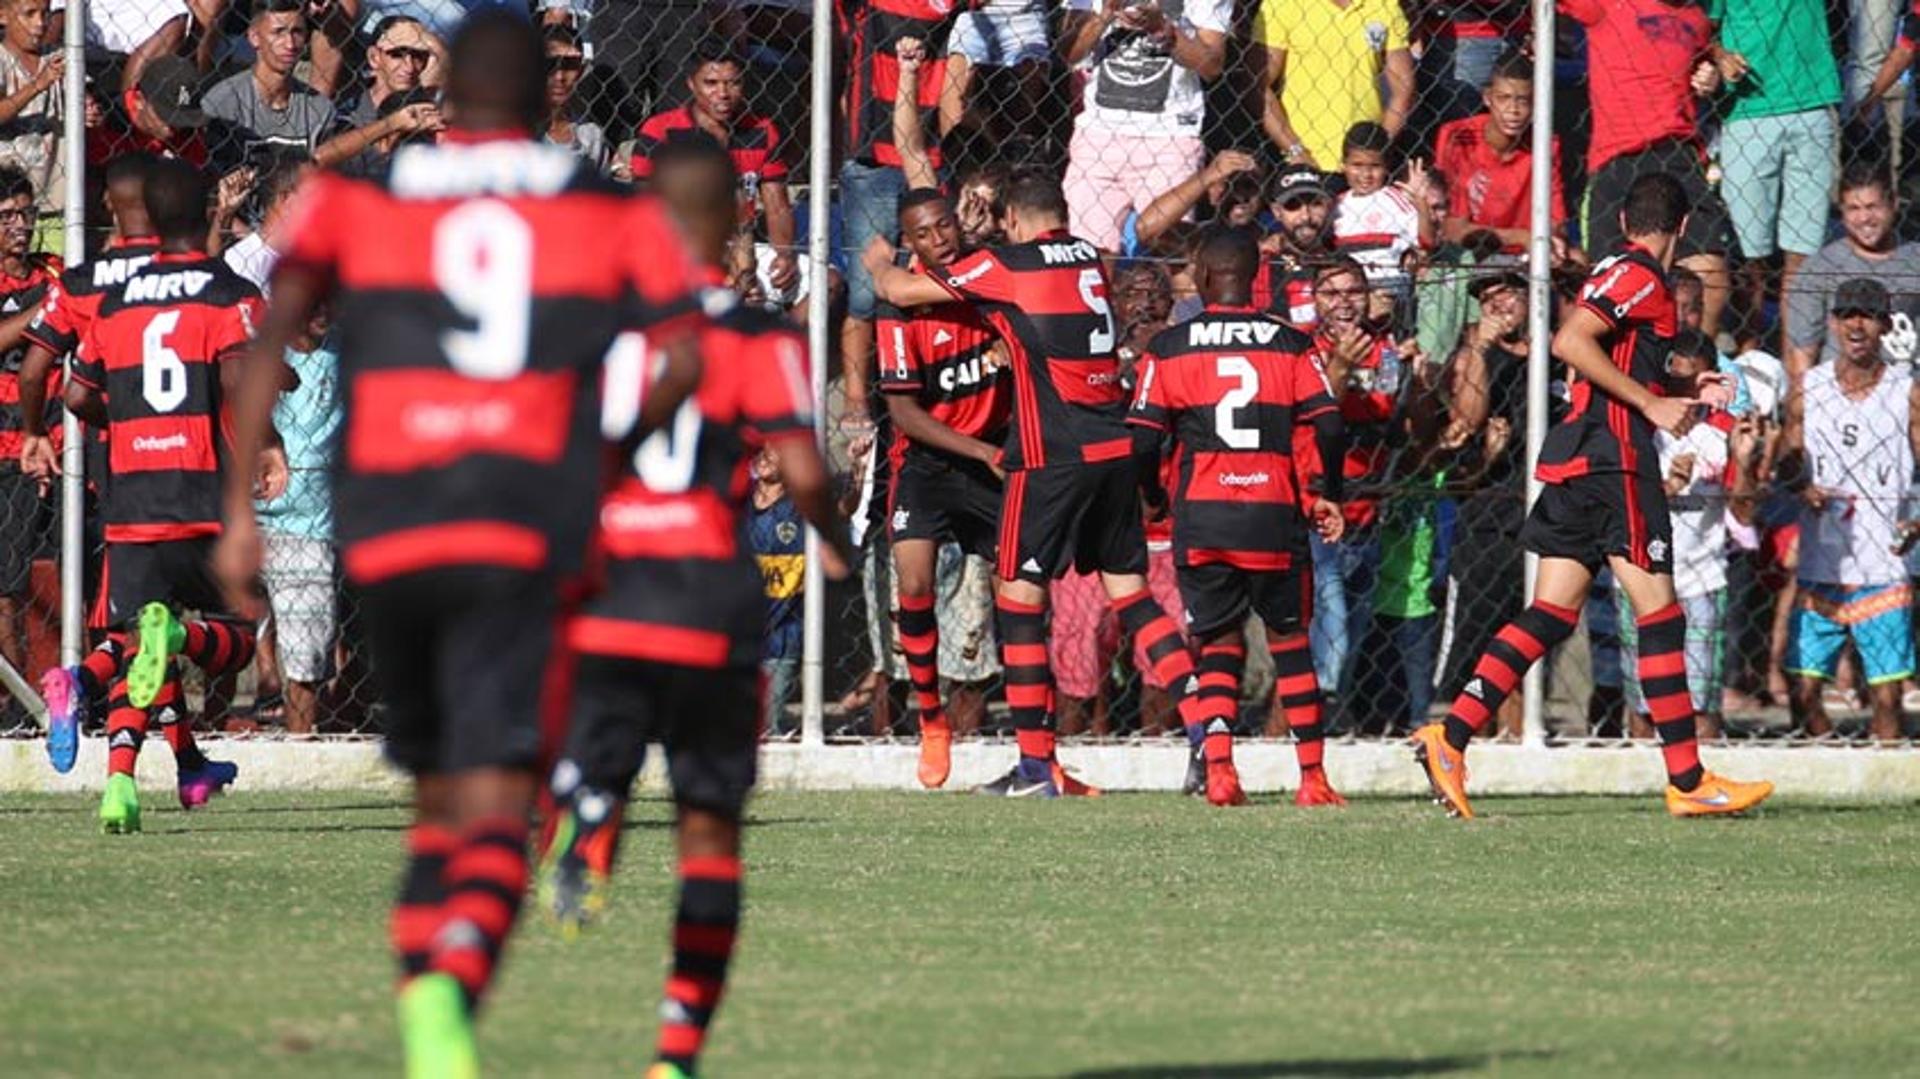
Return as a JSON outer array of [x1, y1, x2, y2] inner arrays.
[[74, 252, 264, 543], [274, 135, 703, 585]]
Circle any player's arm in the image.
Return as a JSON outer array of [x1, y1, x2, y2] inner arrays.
[[885, 395, 1001, 472], [862, 239, 953, 309], [1553, 304, 1693, 434]]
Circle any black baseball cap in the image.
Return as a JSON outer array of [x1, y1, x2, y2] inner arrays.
[[1269, 164, 1329, 206], [139, 56, 207, 130], [1832, 278, 1891, 320], [1468, 256, 1528, 299]]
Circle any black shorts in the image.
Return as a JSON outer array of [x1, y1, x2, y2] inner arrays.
[[1177, 561, 1314, 639], [104, 537, 226, 625], [0, 468, 50, 596], [998, 460, 1148, 585], [1584, 139, 1738, 261], [1520, 472, 1675, 575], [564, 655, 759, 819], [359, 568, 564, 776], [888, 451, 1001, 560]]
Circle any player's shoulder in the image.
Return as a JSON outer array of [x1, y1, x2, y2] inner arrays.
[[372, 139, 618, 202], [1155, 308, 1314, 356]]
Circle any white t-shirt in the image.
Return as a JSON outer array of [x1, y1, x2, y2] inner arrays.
[[1068, 0, 1230, 138], [64, 0, 190, 54], [1332, 185, 1421, 287], [224, 231, 277, 294], [1798, 362, 1914, 587], [1658, 419, 1733, 600]]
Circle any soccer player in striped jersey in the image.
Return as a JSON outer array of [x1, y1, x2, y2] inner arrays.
[[539, 134, 852, 1079], [1411, 172, 1774, 819], [1129, 227, 1349, 806]]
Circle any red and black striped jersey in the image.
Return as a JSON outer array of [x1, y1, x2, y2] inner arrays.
[[74, 252, 262, 542], [1298, 332, 1404, 529], [274, 133, 703, 585], [572, 299, 815, 669], [1253, 253, 1319, 330], [24, 239, 156, 358], [1128, 307, 1336, 570], [935, 232, 1129, 471], [0, 253, 62, 461], [875, 290, 1009, 468], [1536, 243, 1674, 483], [842, 0, 954, 169], [631, 107, 788, 198]]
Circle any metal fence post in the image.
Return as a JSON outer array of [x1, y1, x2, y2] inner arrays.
[[799, 0, 832, 747], [58, 0, 85, 670], [1521, 0, 1557, 748]]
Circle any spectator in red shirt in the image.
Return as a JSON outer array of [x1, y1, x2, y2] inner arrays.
[[86, 55, 209, 168], [632, 41, 797, 298], [1561, 0, 1735, 334], [1431, 51, 1572, 259]]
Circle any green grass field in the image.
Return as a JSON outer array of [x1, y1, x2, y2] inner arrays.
[[2, 791, 1917, 1078]]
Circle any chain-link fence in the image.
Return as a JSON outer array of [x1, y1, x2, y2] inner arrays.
[[3, 0, 1918, 750]]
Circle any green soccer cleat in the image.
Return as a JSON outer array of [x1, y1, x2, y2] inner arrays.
[[644, 1064, 693, 1079], [397, 973, 478, 1079], [99, 773, 141, 835], [126, 603, 184, 710], [536, 807, 611, 939]]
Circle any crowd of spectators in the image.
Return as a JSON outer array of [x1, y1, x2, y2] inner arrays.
[[0, 0, 1917, 744]]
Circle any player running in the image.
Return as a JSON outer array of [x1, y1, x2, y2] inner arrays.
[[537, 135, 852, 1079], [61, 158, 279, 832], [1411, 173, 1774, 819], [865, 172, 1205, 797], [1128, 227, 1350, 807], [216, 14, 705, 1077], [20, 153, 161, 775], [875, 187, 1010, 789]]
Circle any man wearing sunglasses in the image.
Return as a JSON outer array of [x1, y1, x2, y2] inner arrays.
[[314, 15, 446, 172]]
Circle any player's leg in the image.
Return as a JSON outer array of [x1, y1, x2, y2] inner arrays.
[[984, 470, 1066, 796], [1171, 562, 1251, 806], [1255, 566, 1346, 807], [892, 536, 948, 787], [43, 629, 124, 775], [649, 665, 757, 1079], [540, 655, 654, 933]]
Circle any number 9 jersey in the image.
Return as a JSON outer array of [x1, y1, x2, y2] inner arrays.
[[274, 139, 704, 586]]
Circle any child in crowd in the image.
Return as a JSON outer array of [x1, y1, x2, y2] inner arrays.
[[1332, 122, 1433, 322], [750, 447, 806, 735]]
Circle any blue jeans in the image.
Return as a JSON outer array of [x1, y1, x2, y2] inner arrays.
[[840, 160, 909, 320], [1351, 613, 1440, 733], [762, 657, 800, 735], [1309, 531, 1381, 700]]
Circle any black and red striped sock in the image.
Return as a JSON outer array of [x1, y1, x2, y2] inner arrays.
[[149, 678, 207, 773], [428, 816, 530, 1010], [80, 634, 127, 697], [103, 679, 145, 777], [181, 619, 257, 677], [1269, 631, 1326, 771], [897, 593, 944, 733], [390, 823, 458, 985], [1636, 603, 1704, 791], [1443, 600, 1579, 751], [1111, 589, 1201, 725], [996, 595, 1054, 768], [1190, 638, 1243, 761], [657, 854, 742, 1074]]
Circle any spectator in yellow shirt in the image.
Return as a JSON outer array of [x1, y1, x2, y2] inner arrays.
[[1257, 0, 1414, 169]]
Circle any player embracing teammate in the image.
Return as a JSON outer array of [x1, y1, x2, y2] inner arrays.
[[1412, 173, 1774, 819]]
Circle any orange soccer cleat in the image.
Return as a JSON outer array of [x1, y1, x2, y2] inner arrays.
[[1410, 723, 1473, 819], [917, 723, 953, 790], [1293, 767, 1347, 807], [1052, 761, 1103, 798], [1204, 759, 1249, 807], [1666, 771, 1775, 818]]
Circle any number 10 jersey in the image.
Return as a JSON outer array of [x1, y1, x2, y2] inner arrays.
[[275, 136, 703, 586]]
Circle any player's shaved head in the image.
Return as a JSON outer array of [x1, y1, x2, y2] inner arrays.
[[651, 132, 737, 267], [444, 10, 545, 132], [102, 152, 157, 236], [143, 157, 210, 249], [1192, 225, 1260, 306]]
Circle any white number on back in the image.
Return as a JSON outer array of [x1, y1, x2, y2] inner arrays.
[[1078, 267, 1115, 354], [433, 200, 532, 379], [602, 331, 705, 494], [141, 309, 186, 413], [1214, 355, 1259, 449]]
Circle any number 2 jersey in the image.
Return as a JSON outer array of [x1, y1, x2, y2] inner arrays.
[[1535, 243, 1677, 485], [1127, 306, 1339, 571], [572, 295, 816, 669], [274, 135, 702, 585], [73, 252, 263, 543], [936, 232, 1129, 471]]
